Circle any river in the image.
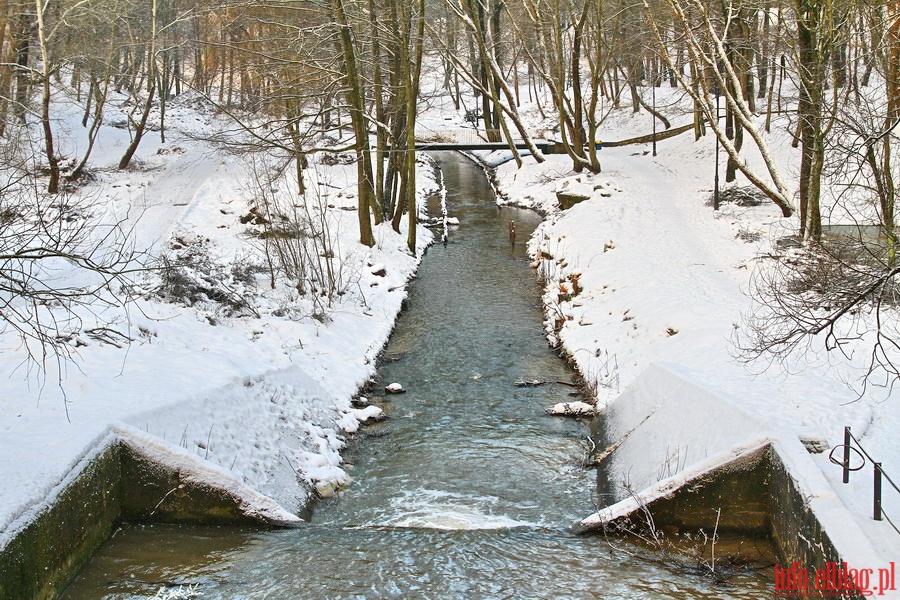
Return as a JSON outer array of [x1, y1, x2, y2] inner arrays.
[[61, 152, 771, 599]]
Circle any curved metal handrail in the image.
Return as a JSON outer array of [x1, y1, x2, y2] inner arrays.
[[834, 426, 899, 536]]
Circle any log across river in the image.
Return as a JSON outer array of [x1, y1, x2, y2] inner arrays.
[[62, 152, 771, 599]]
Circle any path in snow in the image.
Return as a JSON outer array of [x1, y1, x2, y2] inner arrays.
[[106, 142, 234, 255], [603, 152, 749, 312]]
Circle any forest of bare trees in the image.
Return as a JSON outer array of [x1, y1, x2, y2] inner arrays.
[[1, 0, 896, 238], [0, 0, 899, 383]]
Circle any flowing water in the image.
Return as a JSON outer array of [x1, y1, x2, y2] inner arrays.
[[62, 152, 772, 599]]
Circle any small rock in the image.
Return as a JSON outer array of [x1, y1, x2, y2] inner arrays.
[[385, 382, 405, 394], [800, 436, 830, 454], [316, 481, 340, 498], [546, 401, 595, 417], [354, 405, 384, 422], [556, 190, 592, 210], [370, 263, 387, 277]]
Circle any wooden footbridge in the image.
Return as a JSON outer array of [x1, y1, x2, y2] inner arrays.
[[410, 127, 570, 153], [408, 122, 696, 152]]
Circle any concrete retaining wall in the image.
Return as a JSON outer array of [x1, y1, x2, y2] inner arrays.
[[584, 361, 883, 588], [0, 442, 121, 600], [0, 435, 302, 600]]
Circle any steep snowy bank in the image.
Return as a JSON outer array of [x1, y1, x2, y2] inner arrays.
[[0, 92, 442, 543], [482, 107, 899, 567]]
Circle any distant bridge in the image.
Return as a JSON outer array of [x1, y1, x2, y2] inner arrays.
[[409, 127, 577, 153], [405, 122, 698, 152], [412, 140, 570, 152]]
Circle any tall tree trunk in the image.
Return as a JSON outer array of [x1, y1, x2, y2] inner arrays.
[[569, 1, 587, 172], [405, 0, 426, 253], [369, 0, 386, 223], [880, 1, 899, 264], [757, 8, 770, 100], [71, 71, 111, 180], [120, 0, 158, 170], [332, 0, 375, 247], [118, 75, 156, 170], [796, 0, 826, 240], [34, 0, 59, 192], [13, 10, 30, 122]]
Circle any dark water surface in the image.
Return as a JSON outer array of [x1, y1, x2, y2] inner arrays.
[[61, 152, 772, 599]]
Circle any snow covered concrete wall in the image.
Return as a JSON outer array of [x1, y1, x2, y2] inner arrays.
[[590, 361, 771, 506], [0, 437, 120, 600], [766, 434, 889, 583], [115, 424, 306, 526], [120, 365, 367, 513], [0, 429, 306, 600], [582, 362, 888, 577], [0, 366, 387, 599]]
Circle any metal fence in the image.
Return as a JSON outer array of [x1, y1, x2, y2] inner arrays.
[[829, 426, 899, 535]]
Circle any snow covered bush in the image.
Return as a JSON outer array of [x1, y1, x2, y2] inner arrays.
[[243, 155, 359, 316], [151, 237, 260, 320]]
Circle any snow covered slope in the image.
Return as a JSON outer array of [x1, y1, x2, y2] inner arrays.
[[0, 92, 439, 543]]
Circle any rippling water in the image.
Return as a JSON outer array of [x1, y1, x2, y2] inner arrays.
[[61, 152, 772, 599]]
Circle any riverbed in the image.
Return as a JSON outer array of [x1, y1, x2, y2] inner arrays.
[[61, 152, 771, 599]]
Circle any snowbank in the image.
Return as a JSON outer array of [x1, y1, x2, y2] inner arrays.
[[585, 362, 771, 506]]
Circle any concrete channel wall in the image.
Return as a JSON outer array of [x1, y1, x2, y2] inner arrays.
[[582, 362, 884, 583], [0, 440, 120, 600], [0, 433, 302, 600]]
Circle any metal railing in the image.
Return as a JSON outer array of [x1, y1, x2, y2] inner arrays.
[[829, 426, 900, 535]]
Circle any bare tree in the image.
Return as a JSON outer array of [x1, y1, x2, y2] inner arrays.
[[644, 0, 795, 217], [67, 0, 123, 180], [516, 0, 603, 172], [330, 0, 376, 247], [732, 0, 900, 391], [434, 0, 546, 165], [792, 0, 847, 240], [0, 150, 145, 397], [118, 0, 160, 169]]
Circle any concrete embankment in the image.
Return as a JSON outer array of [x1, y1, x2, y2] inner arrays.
[[580, 362, 885, 574], [0, 427, 304, 600]]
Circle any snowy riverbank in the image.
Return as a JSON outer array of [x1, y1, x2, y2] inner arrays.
[[477, 104, 899, 577], [0, 92, 442, 548]]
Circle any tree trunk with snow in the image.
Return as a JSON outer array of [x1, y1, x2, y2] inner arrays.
[[644, 0, 794, 217], [332, 0, 376, 247]]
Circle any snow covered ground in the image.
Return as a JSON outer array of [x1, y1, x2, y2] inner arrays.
[[1, 74, 898, 592], [0, 91, 440, 546]]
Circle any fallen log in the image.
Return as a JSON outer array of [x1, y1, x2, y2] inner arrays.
[[600, 122, 699, 148]]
